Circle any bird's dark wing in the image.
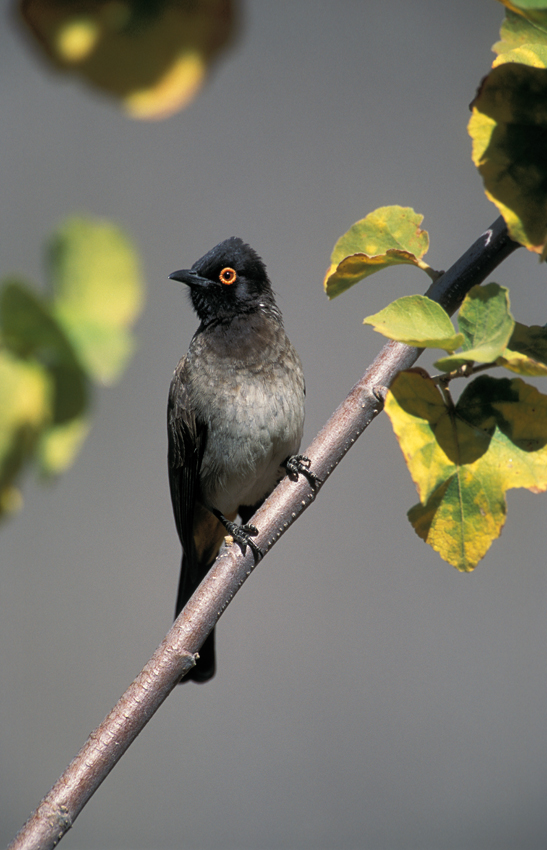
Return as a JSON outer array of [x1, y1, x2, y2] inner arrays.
[[168, 357, 218, 682], [167, 356, 207, 582]]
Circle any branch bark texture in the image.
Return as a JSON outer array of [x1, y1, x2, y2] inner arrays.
[[9, 216, 519, 850]]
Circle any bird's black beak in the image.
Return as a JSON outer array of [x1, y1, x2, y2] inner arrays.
[[169, 268, 209, 289]]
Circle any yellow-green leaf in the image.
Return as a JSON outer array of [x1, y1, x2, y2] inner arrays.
[[385, 370, 495, 506], [18, 0, 236, 120], [49, 217, 143, 383], [408, 470, 506, 572], [434, 283, 514, 370], [386, 371, 547, 570], [468, 62, 547, 255], [364, 295, 464, 350], [324, 206, 430, 298]]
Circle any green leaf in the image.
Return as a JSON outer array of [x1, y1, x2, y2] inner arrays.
[[386, 371, 547, 570], [0, 280, 88, 423], [435, 283, 515, 370], [363, 295, 464, 350], [0, 350, 51, 520], [48, 217, 143, 383], [324, 206, 430, 298], [468, 62, 547, 255], [498, 321, 547, 374]]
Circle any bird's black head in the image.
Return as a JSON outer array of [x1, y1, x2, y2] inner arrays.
[[169, 237, 280, 327]]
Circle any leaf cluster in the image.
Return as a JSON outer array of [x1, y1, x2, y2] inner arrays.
[[323, 5, 547, 569], [325, 205, 547, 571], [0, 217, 143, 521]]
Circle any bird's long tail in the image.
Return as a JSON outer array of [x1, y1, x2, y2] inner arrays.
[[175, 505, 230, 683], [175, 554, 216, 683]]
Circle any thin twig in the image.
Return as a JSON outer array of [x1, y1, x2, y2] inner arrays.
[[432, 360, 499, 386], [8, 217, 520, 850]]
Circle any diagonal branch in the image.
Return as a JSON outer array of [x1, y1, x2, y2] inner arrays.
[[8, 217, 520, 850]]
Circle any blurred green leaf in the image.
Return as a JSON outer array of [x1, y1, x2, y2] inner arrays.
[[0, 215, 143, 525], [49, 217, 143, 383], [0, 280, 87, 422]]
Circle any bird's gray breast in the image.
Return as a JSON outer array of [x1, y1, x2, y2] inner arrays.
[[187, 314, 305, 515]]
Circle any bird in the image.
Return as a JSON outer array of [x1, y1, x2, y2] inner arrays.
[[167, 237, 316, 683]]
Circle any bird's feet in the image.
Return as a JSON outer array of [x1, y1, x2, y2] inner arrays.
[[214, 511, 264, 561], [284, 454, 322, 488]]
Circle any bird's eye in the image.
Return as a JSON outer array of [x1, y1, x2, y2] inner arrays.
[[219, 267, 237, 285]]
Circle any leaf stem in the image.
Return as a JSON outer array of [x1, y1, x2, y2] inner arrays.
[[433, 360, 498, 386], [416, 259, 443, 281]]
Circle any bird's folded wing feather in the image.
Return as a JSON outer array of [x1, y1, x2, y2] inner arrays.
[[167, 356, 207, 575]]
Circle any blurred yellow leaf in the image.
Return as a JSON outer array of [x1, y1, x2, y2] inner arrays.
[[0, 351, 51, 519], [19, 0, 236, 119], [37, 416, 91, 476]]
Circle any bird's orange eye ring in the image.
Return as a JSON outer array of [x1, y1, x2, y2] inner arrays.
[[219, 267, 237, 285]]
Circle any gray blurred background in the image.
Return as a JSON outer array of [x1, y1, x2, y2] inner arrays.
[[2, 2, 547, 848]]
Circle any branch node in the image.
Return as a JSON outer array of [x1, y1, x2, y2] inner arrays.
[[371, 385, 389, 407]]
